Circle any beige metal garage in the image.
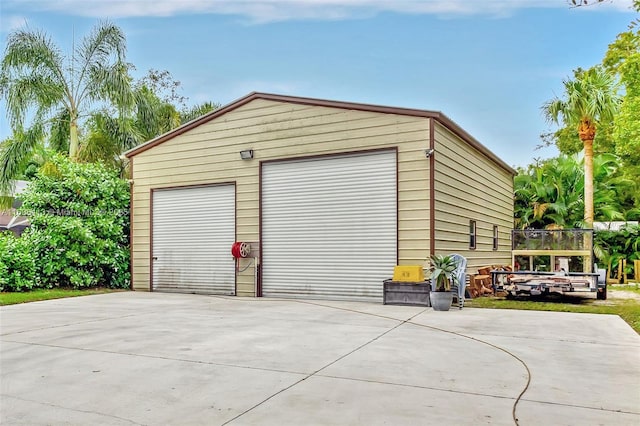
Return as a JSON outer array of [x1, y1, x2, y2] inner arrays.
[[125, 92, 515, 300]]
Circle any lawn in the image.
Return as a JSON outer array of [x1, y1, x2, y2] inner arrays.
[[466, 284, 640, 334], [0, 288, 119, 306]]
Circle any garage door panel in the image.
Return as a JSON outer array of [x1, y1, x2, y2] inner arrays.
[[152, 185, 235, 295], [262, 151, 397, 302]]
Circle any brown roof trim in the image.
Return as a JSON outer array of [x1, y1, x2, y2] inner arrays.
[[124, 92, 516, 175]]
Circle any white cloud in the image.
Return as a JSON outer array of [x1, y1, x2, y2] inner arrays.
[[0, 15, 29, 33], [3, 0, 637, 23]]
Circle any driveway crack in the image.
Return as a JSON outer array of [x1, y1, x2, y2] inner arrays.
[[221, 308, 425, 425]]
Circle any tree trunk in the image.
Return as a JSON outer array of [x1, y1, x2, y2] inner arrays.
[[69, 119, 79, 159], [583, 138, 594, 228]]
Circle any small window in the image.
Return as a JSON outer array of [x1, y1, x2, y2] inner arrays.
[[493, 225, 499, 251], [469, 220, 477, 250]]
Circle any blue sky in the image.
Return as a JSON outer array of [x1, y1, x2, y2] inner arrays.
[[1, 0, 637, 167]]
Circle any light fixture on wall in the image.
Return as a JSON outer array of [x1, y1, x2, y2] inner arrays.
[[425, 148, 435, 158], [240, 149, 254, 160]]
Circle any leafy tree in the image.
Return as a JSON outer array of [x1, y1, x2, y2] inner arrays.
[[18, 155, 130, 289], [542, 67, 620, 228], [604, 25, 640, 170], [138, 68, 187, 109], [0, 21, 132, 196]]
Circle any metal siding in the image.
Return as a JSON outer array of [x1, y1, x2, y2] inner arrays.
[[152, 185, 236, 294], [433, 122, 513, 271], [130, 99, 433, 292], [262, 151, 397, 302]]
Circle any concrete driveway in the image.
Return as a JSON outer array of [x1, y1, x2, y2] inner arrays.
[[1, 292, 639, 425]]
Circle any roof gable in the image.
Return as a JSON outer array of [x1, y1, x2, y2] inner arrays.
[[124, 92, 515, 174]]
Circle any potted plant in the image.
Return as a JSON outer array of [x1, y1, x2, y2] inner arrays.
[[428, 254, 458, 311]]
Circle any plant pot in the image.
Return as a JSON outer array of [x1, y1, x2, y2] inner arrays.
[[430, 291, 453, 311], [383, 281, 430, 306]]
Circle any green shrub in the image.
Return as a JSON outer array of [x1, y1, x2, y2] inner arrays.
[[0, 231, 37, 292], [18, 155, 130, 289]]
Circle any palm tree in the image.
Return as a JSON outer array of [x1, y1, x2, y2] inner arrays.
[[543, 67, 620, 228], [0, 21, 132, 195], [79, 91, 219, 175], [79, 84, 183, 174]]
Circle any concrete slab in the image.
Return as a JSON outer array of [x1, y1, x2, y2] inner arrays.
[[232, 375, 516, 426], [1, 292, 639, 425], [1, 340, 303, 425]]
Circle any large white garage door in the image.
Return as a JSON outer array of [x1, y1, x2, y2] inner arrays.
[[261, 150, 397, 302], [152, 185, 235, 295]]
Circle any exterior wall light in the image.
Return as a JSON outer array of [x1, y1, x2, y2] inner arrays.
[[240, 149, 254, 160]]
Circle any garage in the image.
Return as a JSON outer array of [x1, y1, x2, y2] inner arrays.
[[151, 184, 236, 295], [261, 150, 397, 302], [126, 92, 515, 297]]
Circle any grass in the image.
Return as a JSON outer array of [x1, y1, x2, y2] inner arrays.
[[0, 288, 119, 306], [467, 284, 640, 334]]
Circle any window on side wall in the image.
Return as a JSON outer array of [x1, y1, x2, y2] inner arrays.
[[493, 225, 499, 251], [469, 220, 477, 250]]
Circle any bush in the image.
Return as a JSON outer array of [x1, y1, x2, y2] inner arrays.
[[18, 155, 130, 289], [0, 231, 37, 292]]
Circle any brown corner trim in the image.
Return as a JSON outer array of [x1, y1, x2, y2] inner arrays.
[[233, 183, 238, 297], [395, 146, 399, 265], [149, 187, 154, 292], [258, 161, 264, 298], [429, 118, 436, 257], [129, 159, 134, 291]]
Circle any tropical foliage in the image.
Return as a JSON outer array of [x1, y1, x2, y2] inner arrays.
[[514, 154, 638, 230], [0, 21, 132, 197], [0, 25, 219, 198], [0, 22, 222, 292], [594, 224, 640, 278], [15, 156, 130, 289], [79, 79, 218, 174]]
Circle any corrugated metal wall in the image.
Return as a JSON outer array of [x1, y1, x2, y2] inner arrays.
[[261, 151, 397, 302], [152, 185, 236, 294]]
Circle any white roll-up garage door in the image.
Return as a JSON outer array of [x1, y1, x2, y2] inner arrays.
[[261, 150, 397, 302], [152, 184, 235, 295]]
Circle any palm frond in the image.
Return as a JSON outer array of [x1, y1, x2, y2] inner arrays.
[[75, 21, 127, 105], [0, 125, 45, 206]]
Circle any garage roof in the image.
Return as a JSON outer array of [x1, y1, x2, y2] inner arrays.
[[124, 92, 515, 174]]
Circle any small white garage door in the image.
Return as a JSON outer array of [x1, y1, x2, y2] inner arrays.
[[152, 185, 235, 294], [261, 150, 397, 302]]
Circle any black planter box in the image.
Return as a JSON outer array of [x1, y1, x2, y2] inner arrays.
[[383, 280, 431, 307]]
